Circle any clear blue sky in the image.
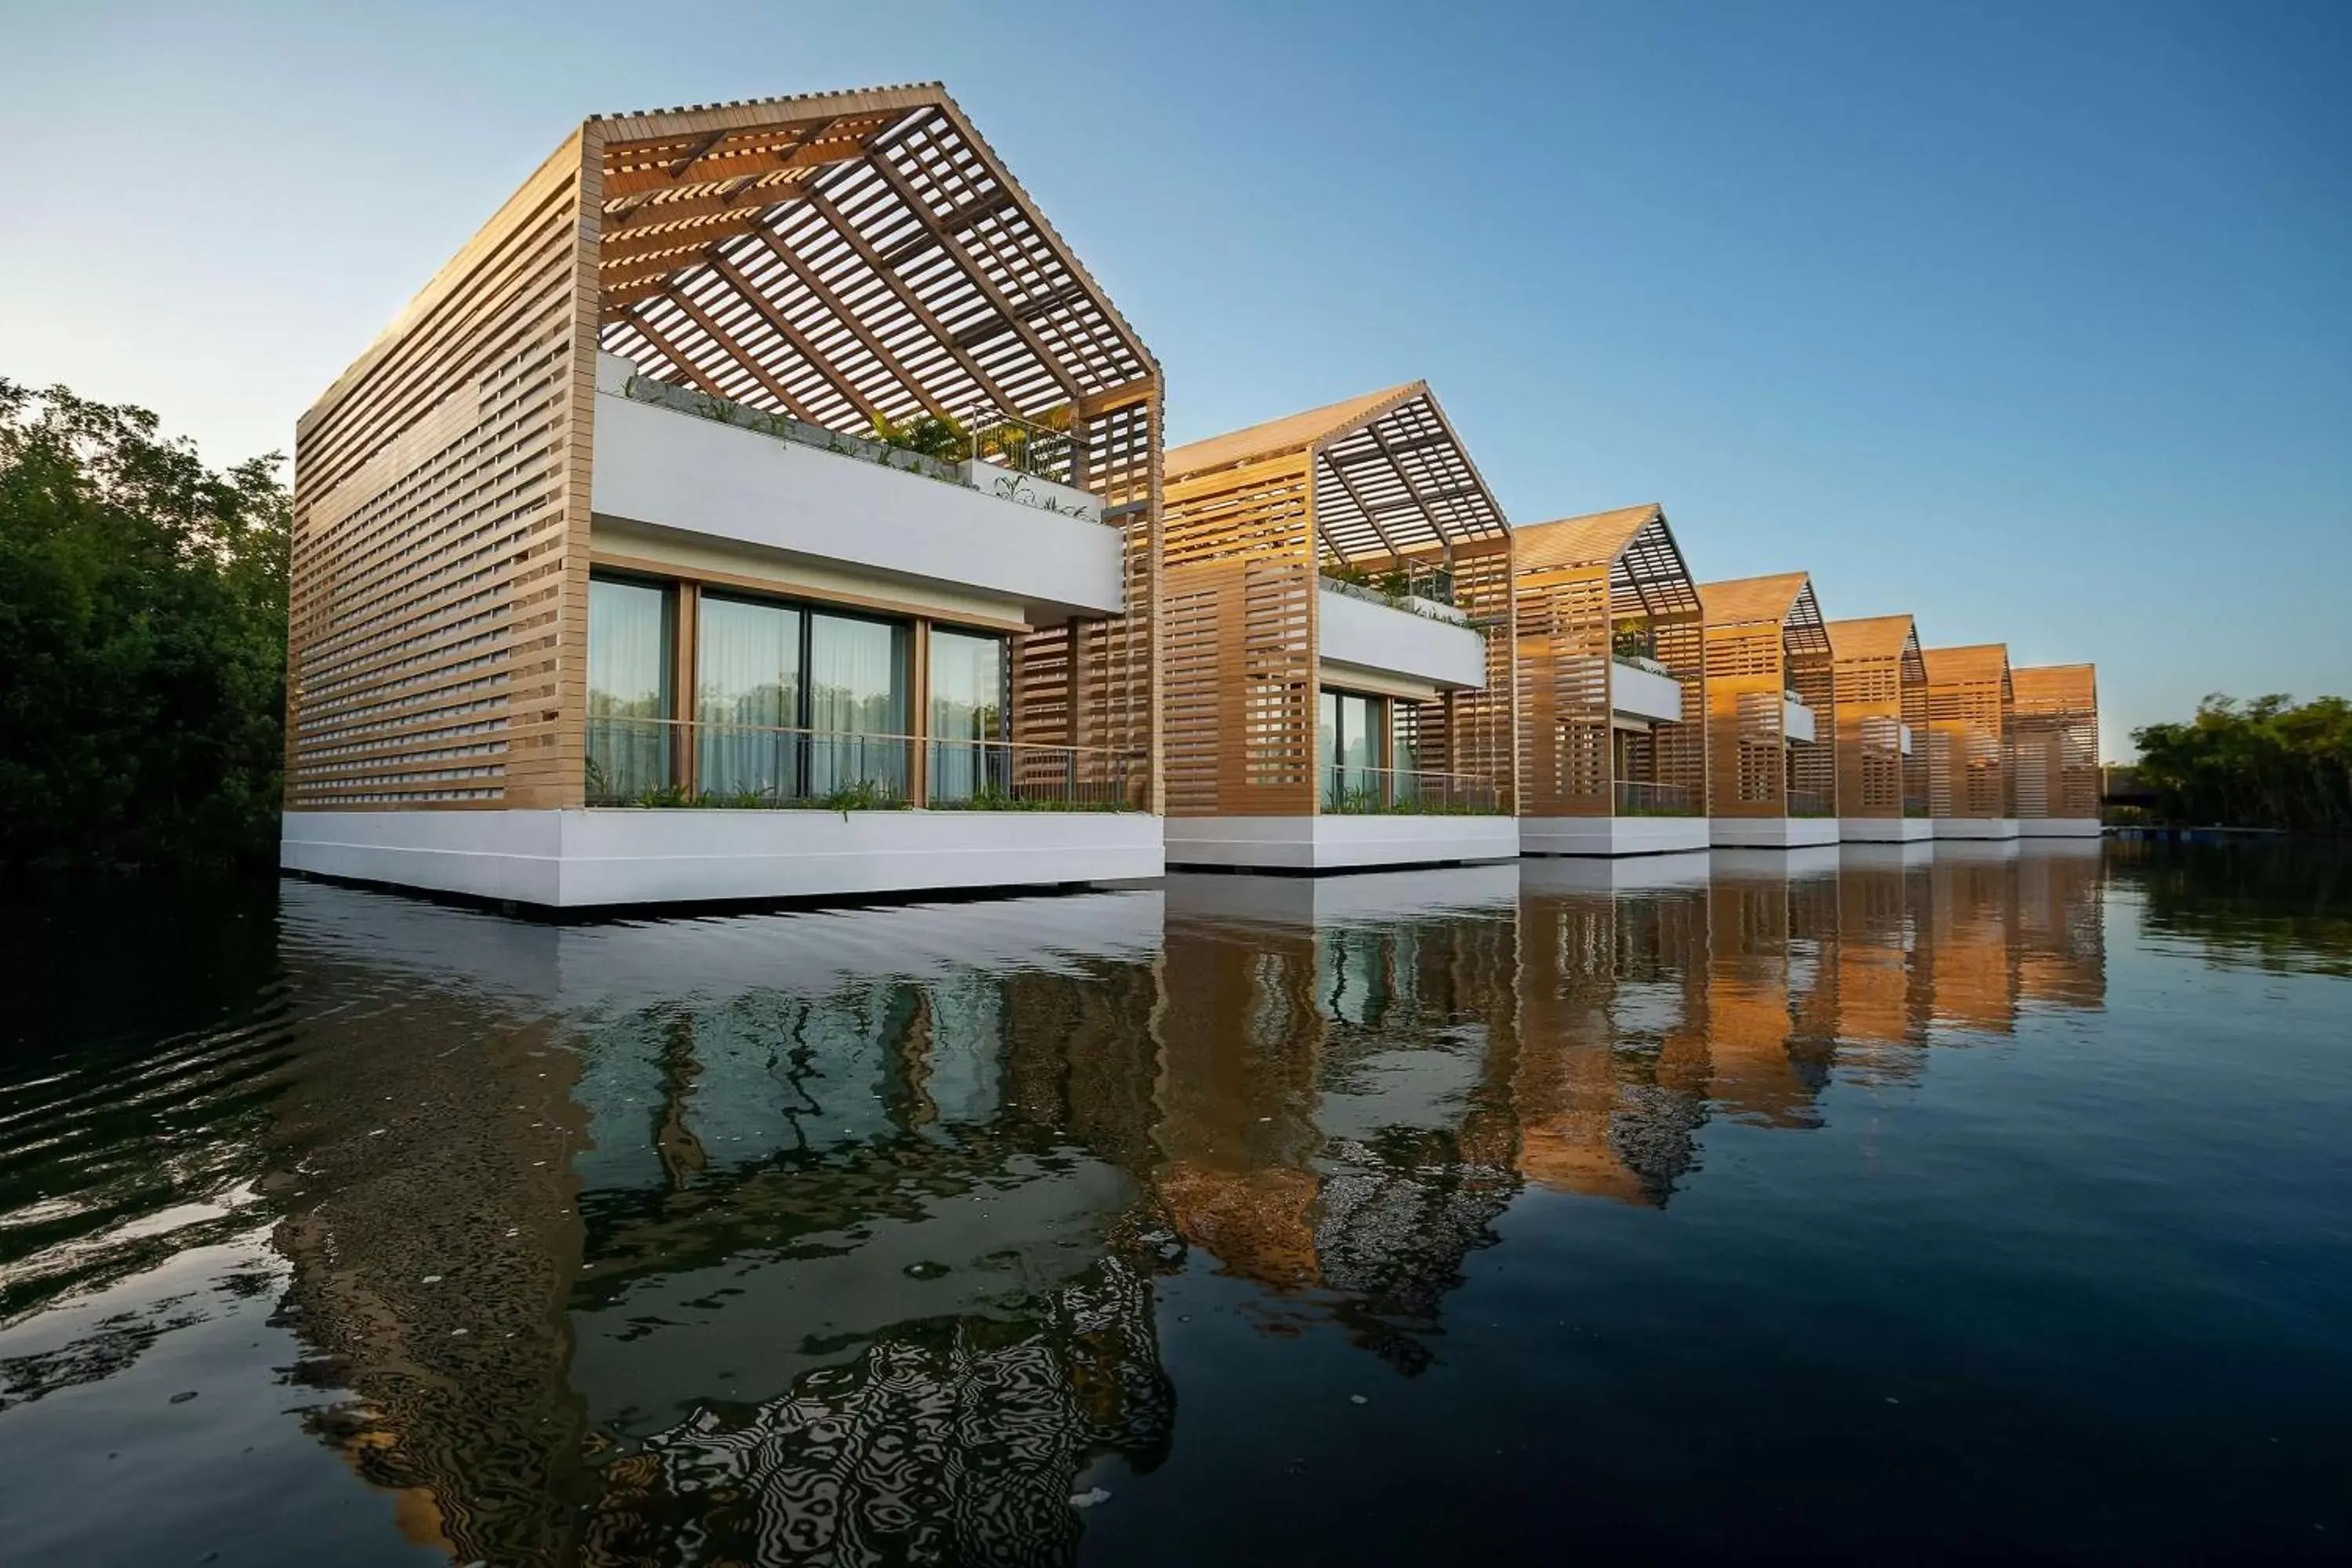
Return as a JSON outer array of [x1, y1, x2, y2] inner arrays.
[[3, 0, 2345, 757]]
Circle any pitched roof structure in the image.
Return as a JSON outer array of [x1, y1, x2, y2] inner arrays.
[[1824, 614, 1921, 662], [1699, 572, 1829, 655], [2012, 663, 2097, 713], [1166, 383, 1509, 561], [1513, 504, 1700, 616], [1922, 643, 2012, 685], [584, 84, 1160, 441]]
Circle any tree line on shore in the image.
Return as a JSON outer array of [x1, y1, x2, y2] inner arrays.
[[0, 379, 287, 874], [2131, 696, 2352, 835]]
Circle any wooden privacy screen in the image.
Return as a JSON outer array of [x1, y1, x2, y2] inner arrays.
[[1509, 506, 1707, 818], [1824, 615, 1928, 819], [1160, 384, 1511, 818], [1696, 573, 1832, 818], [289, 83, 1163, 811], [1920, 644, 2014, 818], [2011, 664, 2100, 820]]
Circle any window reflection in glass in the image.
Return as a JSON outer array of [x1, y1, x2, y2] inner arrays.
[[929, 630, 1007, 803], [697, 595, 803, 801], [587, 576, 673, 801], [1320, 688, 1384, 809]]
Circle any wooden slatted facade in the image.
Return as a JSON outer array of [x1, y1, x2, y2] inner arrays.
[[2010, 663, 2100, 822], [290, 84, 1164, 815], [1695, 573, 1833, 819], [1159, 385, 1512, 818], [1509, 506, 1707, 818], [1919, 644, 2015, 819], [1824, 614, 1929, 821]]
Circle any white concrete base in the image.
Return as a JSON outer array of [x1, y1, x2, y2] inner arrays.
[[1711, 844, 1842, 880], [1932, 818, 2021, 840], [1709, 816, 1842, 849], [282, 808, 1164, 910], [1163, 864, 1520, 925], [1519, 815, 1710, 858], [1162, 815, 1518, 872], [1519, 850, 1713, 893], [1839, 816, 1934, 843], [2017, 817, 2102, 838]]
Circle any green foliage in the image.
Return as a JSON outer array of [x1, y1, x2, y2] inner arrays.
[[869, 412, 969, 461], [819, 778, 906, 815], [0, 379, 289, 873], [2132, 694, 2352, 834], [929, 783, 1127, 812]]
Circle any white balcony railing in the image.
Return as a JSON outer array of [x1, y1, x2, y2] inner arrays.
[[1317, 585, 1486, 691]]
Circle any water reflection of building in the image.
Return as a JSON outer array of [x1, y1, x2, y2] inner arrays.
[[2015, 840, 2108, 1010], [1513, 855, 1714, 1204], [1157, 870, 1523, 1371], [1828, 844, 1936, 1083], [1701, 848, 1843, 1127], [272, 880, 1181, 1566], [1923, 843, 2025, 1034]]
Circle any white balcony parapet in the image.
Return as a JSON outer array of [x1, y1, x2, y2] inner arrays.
[[590, 362, 1123, 625], [1783, 695, 1818, 744], [1317, 585, 1486, 691], [1611, 659, 1685, 725], [1899, 722, 1915, 757]]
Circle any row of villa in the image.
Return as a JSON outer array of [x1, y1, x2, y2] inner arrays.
[[279, 85, 2102, 911]]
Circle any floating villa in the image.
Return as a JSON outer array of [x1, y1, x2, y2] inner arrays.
[[276, 80, 2109, 910], [1919, 643, 2018, 840], [1510, 505, 1711, 857], [1156, 387, 1519, 872], [1696, 573, 1839, 849], [280, 85, 1167, 909], [2011, 663, 2102, 837], [1824, 614, 1930, 844]]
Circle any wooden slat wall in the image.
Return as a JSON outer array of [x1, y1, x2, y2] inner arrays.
[[1513, 563, 1614, 815], [1787, 649, 1838, 811], [1922, 648, 2013, 819], [2010, 664, 2099, 820], [1444, 539, 1519, 811], [288, 134, 597, 811], [1704, 622, 1787, 817], [1828, 623, 1922, 820], [1160, 452, 1317, 816]]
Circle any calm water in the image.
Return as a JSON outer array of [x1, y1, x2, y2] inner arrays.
[[1, 843, 2347, 1565]]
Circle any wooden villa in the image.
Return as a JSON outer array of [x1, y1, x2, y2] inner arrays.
[[280, 84, 1168, 909], [1157, 386, 1519, 872], [1695, 573, 1839, 848], [1510, 505, 1711, 857], [1919, 643, 2018, 840], [2011, 663, 2102, 837], [1824, 613, 1931, 843]]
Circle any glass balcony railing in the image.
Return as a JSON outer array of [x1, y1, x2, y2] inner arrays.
[[584, 717, 1140, 811], [1321, 764, 1501, 815], [1614, 779, 1700, 816]]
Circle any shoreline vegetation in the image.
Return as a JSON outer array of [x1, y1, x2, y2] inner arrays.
[[2129, 696, 2352, 837]]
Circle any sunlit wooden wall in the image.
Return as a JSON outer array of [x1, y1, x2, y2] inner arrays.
[[1826, 615, 1926, 820], [2010, 663, 2100, 821], [1921, 644, 2014, 818]]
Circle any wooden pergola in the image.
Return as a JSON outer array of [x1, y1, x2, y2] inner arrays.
[[2011, 664, 2100, 822], [1696, 573, 1834, 819], [1919, 644, 2014, 819], [1159, 384, 1513, 816], [289, 83, 1163, 811], [1509, 505, 1707, 818], [1824, 614, 1929, 821]]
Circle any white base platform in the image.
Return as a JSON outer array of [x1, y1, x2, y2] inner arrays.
[[1839, 816, 1934, 843], [1709, 816, 1842, 849], [1161, 815, 1519, 873], [1519, 850, 1713, 893], [2017, 818, 2102, 838], [1932, 818, 2021, 840], [282, 808, 1165, 910], [1519, 816, 1710, 858]]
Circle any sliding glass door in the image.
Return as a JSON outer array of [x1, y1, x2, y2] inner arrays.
[[928, 629, 1007, 803], [1320, 688, 1384, 809], [696, 595, 802, 801], [806, 612, 910, 797], [586, 576, 673, 802]]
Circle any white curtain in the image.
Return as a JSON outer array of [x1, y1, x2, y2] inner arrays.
[[808, 613, 909, 796], [928, 630, 1006, 802], [697, 596, 800, 800], [586, 578, 672, 799]]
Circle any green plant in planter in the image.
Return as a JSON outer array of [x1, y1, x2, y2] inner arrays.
[[870, 412, 967, 462], [633, 782, 691, 809], [818, 778, 905, 818]]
